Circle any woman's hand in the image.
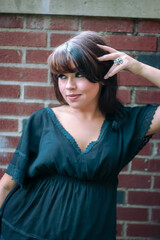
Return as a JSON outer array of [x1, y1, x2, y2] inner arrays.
[[97, 44, 143, 79], [97, 44, 160, 88]]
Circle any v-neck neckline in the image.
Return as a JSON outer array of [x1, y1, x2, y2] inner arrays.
[[46, 107, 108, 155]]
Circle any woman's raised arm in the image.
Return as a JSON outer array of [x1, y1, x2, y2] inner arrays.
[[97, 44, 160, 135]]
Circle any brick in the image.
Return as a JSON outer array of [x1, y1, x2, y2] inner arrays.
[[118, 174, 151, 188], [0, 85, 20, 98], [117, 89, 130, 104], [127, 224, 160, 238], [152, 208, 160, 223], [26, 50, 52, 64], [118, 72, 155, 87], [116, 223, 123, 237], [135, 90, 160, 104], [137, 55, 160, 69], [158, 37, 160, 52], [132, 159, 160, 173], [128, 191, 160, 206], [24, 86, 56, 100], [137, 142, 153, 156], [117, 207, 148, 221], [0, 169, 6, 179], [0, 15, 23, 28], [138, 19, 160, 34], [148, 159, 160, 172], [0, 67, 48, 82], [81, 17, 133, 32], [154, 176, 160, 189], [157, 143, 160, 156], [0, 49, 22, 63], [0, 32, 46, 47], [120, 164, 129, 172], [26, 15, 79, 31], [132, 158, 148, 171], [50, 33, 74, 47], [153, 132, 160, 139], [0, 136, 20, 149], [105, 35, 157, 51], [0, 102, 44, 116], [0, 119, 18, 132], [0, 152, 13, 165]]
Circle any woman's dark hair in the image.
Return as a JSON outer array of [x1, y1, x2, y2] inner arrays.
[[48, 31, 123, 120]]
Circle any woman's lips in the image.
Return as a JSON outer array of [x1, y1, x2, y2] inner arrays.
[[67, 94, 81, 100]]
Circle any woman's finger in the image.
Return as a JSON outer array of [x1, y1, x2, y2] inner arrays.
[[97, 44, 118, 53], [104, 64, 125, 79], [97, 52, 121, 61]]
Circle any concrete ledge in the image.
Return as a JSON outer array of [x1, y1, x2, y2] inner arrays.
[[0, 0, 160, 19]]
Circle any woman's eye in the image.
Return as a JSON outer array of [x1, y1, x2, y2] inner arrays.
[[75, 72, 84, 78], [58, 74, 67, 80]]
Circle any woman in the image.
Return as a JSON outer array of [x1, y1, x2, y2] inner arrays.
[[0, 31, 160, 240]]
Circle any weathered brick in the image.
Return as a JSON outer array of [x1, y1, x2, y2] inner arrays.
[[26, 15, 79, 31], [154, 176, 160, 189], [0, 119, 18, 132], [0, 169, 6, 179], [153, 132, 160, 139], [0, 136, 20, 149], [81, 17, 133, 32], [118, 174, 151, 188], [105, 35, 157, 51], [0, 32, 46, 47], [0, 152, 13, 165], [132, 158, 160, 173], [157, 143, 160, 156], [158, 37, 160, 52], [0, 15, 23, 28], [118, 72, 154, 87], [135, 90, 160, 104], [0, 102, 44, 116], [138, 19, 160, 34], [0, 49, 22, 63], [117, 89, 130, 104], [0, 85, 20, 98], [148, 159, 160, 172], [132, 158, 148, 171], [50, 33, 74, 47], [128, 191, 160, 206], [0, 67, 48, 82], [116, 223, 123, 237], [127, 224, 160, 238], [117, 207, 148, 221], [26, 50, 52, 64], [137, 142, 153, 156], [24, 86, 56, 100], [151, 208, 160, 223]]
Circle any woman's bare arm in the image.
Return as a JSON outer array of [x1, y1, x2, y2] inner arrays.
[[97, 45, 160, 135], [0, 173, 17, 208]]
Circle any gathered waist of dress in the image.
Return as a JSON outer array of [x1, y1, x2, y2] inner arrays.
[[28, 172, 118, 188]]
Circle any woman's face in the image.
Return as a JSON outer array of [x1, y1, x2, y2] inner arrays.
[[58, 61, 101, 110]]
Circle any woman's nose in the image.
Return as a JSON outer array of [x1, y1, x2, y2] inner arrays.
[[66, 77, 76, 89]]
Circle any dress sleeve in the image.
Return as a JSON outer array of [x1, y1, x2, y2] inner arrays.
[[117, 104, 159, 172], [5, 109, 44, 186]]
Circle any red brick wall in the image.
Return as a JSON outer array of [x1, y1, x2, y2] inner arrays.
[[0, 14, 160, 239]]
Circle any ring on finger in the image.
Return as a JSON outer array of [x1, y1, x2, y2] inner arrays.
[[114, 57, 123, 65]]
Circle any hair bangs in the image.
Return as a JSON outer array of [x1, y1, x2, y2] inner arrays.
[[48, 46, 77, 76]]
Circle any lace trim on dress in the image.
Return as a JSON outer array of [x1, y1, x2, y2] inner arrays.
[[46, 107, 108, 155]]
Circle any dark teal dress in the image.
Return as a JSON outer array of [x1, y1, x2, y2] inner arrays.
[[0, 105, 158, 240]]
